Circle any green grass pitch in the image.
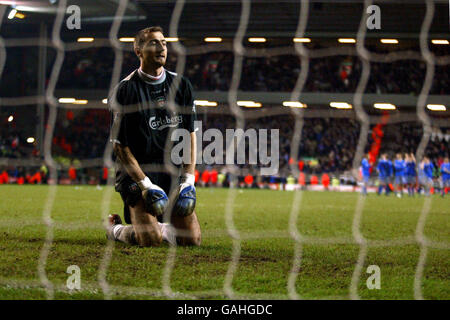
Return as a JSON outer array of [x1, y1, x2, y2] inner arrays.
[[0, 185, 448, 299]]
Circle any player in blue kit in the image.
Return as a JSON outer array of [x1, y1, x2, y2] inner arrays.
[[393, 153, 405, 198], [361, 153, 371, 195], [376, 153, 393, 195], [418, 156, 434, 196], [404, 153, 416, 196], [440, 157, 450, 197]]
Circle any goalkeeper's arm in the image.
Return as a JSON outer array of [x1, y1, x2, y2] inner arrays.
[[113, 143, 146, 183], [182, 132, 197, 176], [180, 132, 197, 190], [113, 143, 162, 193]]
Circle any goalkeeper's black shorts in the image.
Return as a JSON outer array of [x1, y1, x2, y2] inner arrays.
[[115, 172, 175, 224]]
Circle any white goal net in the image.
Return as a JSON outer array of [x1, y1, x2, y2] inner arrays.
[[0, 0, 449, 300]]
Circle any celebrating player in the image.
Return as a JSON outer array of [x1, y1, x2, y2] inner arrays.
[[376, 153, 393, 196], [393, 153, 405, 198], [107, 26, 201, 247], [404, 153, 416, 197], [418, 156, 434, 196]]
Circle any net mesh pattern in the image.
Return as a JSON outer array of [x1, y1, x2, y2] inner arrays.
[[0, 0, 448, 300]]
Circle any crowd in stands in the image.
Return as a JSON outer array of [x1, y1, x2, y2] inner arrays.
[[50, 46, 450, 95], [1, 106, 448, 187], [1, 44, 448, 98], [0, 116, 37, 159], [52, 109, 110, 159], [1, 43, 449, 187]]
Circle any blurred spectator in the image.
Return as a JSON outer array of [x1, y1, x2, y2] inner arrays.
[[210, 168, 218, 186], [322, 173, 330, 190], [201, 168, 210, 186], [43, 46, 449, 95]]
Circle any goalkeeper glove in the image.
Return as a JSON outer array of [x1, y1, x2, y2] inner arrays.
[[138, 176, 168, 217], [174, 173, 196, 217]]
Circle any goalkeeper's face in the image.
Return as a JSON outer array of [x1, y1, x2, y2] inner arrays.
[[140, 32, 167, 68]]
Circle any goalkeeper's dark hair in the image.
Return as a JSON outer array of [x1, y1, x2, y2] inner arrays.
[[134, 26, 164, 51]]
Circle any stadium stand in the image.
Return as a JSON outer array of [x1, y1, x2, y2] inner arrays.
[[1, 106, 448, 187]]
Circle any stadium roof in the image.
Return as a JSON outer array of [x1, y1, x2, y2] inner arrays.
[[1, 0, 449, 39]]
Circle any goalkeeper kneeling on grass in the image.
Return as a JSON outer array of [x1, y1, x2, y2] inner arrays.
[[106, 26, 201, 247]]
